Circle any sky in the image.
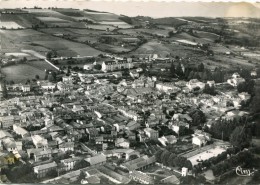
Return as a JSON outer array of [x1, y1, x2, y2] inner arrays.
[[1, 1, 260, 18]]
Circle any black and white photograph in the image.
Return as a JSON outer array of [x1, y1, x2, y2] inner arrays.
[[0, 0, 260, 184]]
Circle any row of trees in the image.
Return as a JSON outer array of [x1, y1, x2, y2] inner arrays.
[[212, 150, 254, 176], [155, 149, 192, 170], [206, 118, 252, 149]]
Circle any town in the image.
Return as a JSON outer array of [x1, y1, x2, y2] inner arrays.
[[0, 4, 260, 185]]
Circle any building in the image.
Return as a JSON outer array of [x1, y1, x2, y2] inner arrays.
[[144, 128, 159, 140], [59, 142, 74, 152], [101, 58, 133, 72], [84, 153, 106, 167], [83, 64, 93, 70], [21, 85, 30, 92], [13, 124, 29, 138], [60, 157, 81, 171], [115, 138, 130, 149], [33, 161, 57, 178], [2, 138, 17, 152], [31, 135, 48, 149], [161, 175, 180, 184], [130, 171, 154, 184], [227, 73, 245, 87], [121, 155, 156, 172], [192, 130, 211, 147]]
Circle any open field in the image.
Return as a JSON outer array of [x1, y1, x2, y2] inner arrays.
[[0, 21, 24, 29], [214, 55, 255, 68]]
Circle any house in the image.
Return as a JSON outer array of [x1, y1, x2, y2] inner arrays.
[[33, 161, 57, 178], [84, 153, 106, 167], [158, 135, 177, 146], [2, 138, 17, 152], [101, 58, 133, 72], [144, 128, 159, 140], [39, 81, 56, 91], [0, 130, 12, 139], [192, 130, 211, 147], [227, 73, 245, 87], [115, 138, 130, 149], [60, 157, 81, 171], [186, 79, 205, 91], [130, 71, 139, 79], [21, 85, 30, 92], [161, 175, 180, 184], [83, 64, 93, 70], [59, 142, 74, 152], [13, 124, 29, 138], [130, 171, 154, 184], [31, 135, 48, 149], [34, 149, 52, 162], [62, 76, 73, 83], [0, 115, 15, 129], [0, 152, 16, 165], [156, 82, 181, 93]]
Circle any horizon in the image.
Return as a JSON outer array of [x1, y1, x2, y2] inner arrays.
[[1, 1, 260, 18]]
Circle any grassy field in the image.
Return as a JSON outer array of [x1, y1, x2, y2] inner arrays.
[[0, 29, 102, 57], [2, 63, 45, 83]]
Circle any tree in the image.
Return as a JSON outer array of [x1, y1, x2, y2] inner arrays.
[[197, 63, 204, 72], [189, 109, 206, 126], [94, 64, 102, 70], [170, 62, 175, 77], [176, 63, 184, 78], [46, 51, 52, 60], [230, 126, 251, 149], [35, 75, 40, 80]]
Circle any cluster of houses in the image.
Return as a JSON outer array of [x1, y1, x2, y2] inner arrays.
[[0, 61, 254, 184]]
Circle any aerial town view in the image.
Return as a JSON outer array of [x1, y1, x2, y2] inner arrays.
[[0, 1, 260, 184]]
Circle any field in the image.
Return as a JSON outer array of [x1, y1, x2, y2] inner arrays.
[[2, 63, 44, 83], [131, 40, 204, 58], [0, 21, 24, 29], [0, 13, 42, 28], [194, 30, 220, 41], [36, 17, 69, 22], [0, 29, 102, 57], [85, 24, 116, 31]]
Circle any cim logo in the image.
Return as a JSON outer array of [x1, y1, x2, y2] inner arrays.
[[236, 166, 257, 177]]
